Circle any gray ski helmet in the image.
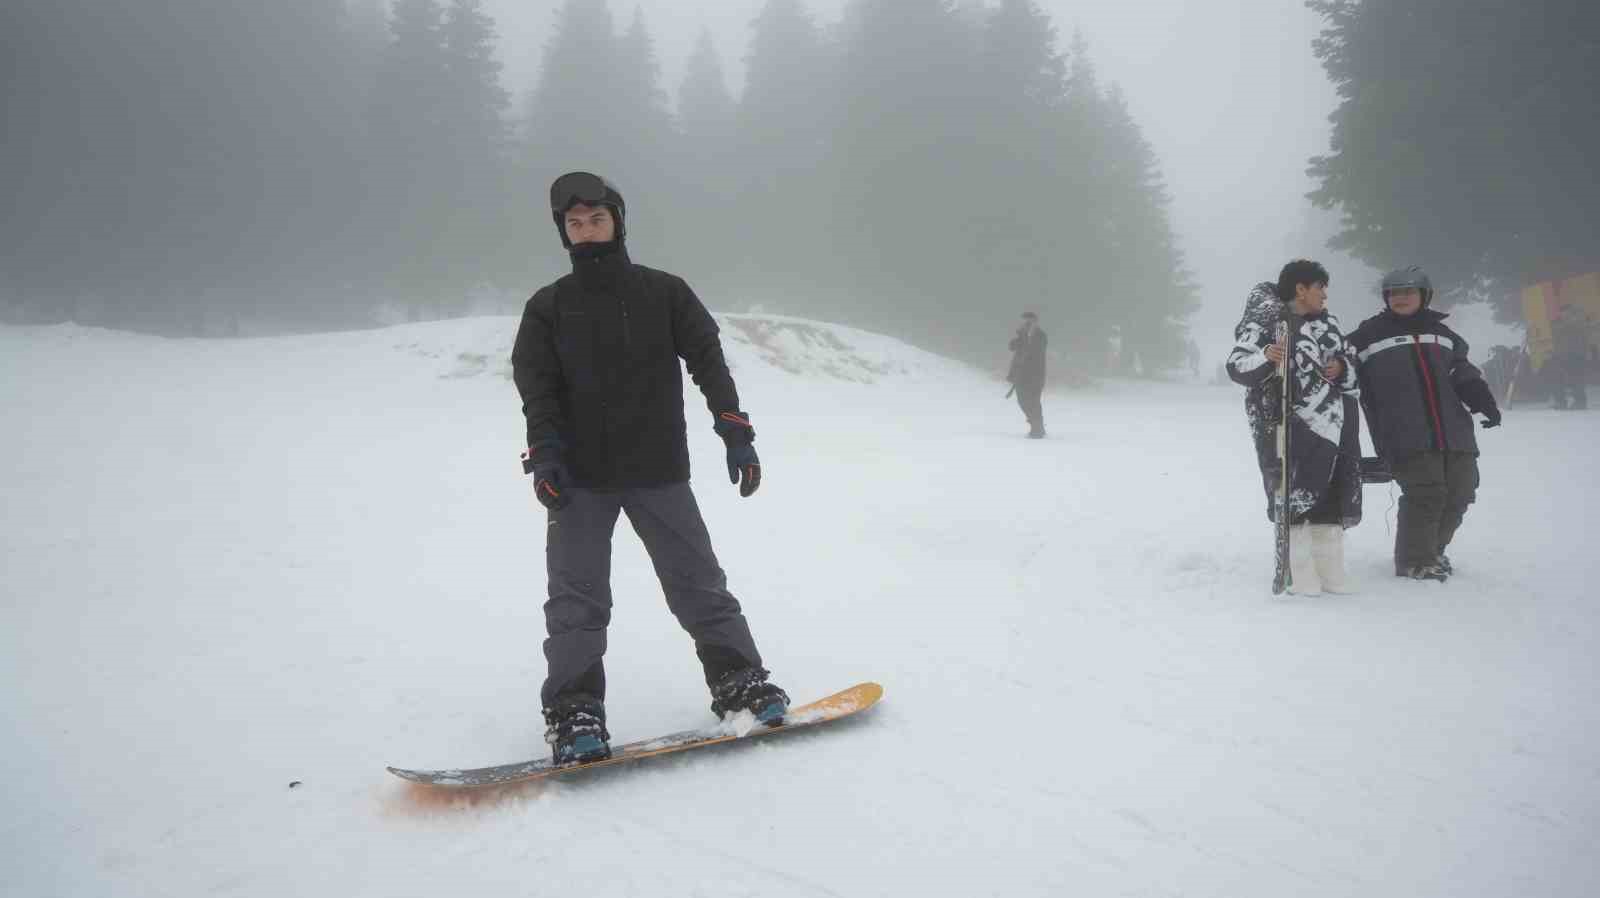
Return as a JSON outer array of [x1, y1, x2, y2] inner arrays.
[[550, 171, 626, 248], [1381, 266, 1433, 308]]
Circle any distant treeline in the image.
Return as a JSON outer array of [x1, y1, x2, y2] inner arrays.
[[2, 0, 1194, 372], [1306, 0, 1599, 321]]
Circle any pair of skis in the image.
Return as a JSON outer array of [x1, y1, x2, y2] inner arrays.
[[1272, 312, 1301, 595]]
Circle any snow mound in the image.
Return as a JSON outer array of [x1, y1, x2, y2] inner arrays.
[[717, 313, 977, 385], [380, 312, 987, 387]]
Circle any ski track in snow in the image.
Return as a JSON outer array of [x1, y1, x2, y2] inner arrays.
[[2, 316, 1598, 898]]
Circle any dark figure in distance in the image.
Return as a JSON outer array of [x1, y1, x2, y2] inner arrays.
[[1549, 302, 1594, 410], [1008, 311, 1047, 438]]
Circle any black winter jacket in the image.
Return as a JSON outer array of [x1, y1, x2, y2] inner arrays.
[[1007, 325, 1047, 390], [511, 246, 740, 488], [1346, 308, 1496, 458]]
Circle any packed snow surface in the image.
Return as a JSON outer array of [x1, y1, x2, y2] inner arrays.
[[3, 313, 1595, 897]]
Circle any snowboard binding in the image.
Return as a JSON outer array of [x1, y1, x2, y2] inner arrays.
[[543, 694, 612, 766]]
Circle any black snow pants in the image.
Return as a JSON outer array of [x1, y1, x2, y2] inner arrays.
[[1389, 451, 1480, 572], [540, 482, 763, 708], [1015, 383, 1045, 433]]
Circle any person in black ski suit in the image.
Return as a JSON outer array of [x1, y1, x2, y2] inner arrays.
[[1346, 267, 1502, 581], [1007, 311, 1047, 438], [511, 172, 789, 765], [1226, 260, 1362, 594], [1549, 302, 1594, 410]]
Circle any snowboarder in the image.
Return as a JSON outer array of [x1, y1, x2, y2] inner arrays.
[[1007, 311, 1047, 438], [511, 172, 789, 765], [1226, 260, 1363, 594], [1346, 267, 1502, 581], [1549, 302, 1594, 410]]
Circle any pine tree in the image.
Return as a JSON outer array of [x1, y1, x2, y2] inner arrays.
[[437, 0, 512, 296], [1307, 0, 1600, 315], [618, 7, 671, 139], [1097, 86, 1195, 374], [525, 1, 619, 189], [613, 7, 675, 249], [679, 29, 736, 148], [670, 28, 739, 273], [968, 0, 1073, 340], [829, 0, 983, 343], [363, 0, 453, 301], [734, 0, 837, 289]]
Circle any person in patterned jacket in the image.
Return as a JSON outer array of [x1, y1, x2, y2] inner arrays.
[[1347, 267, 1501, 581], [1226, 260, 1363, 594]]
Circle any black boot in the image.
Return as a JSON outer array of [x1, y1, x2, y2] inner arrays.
[[709, 667, 790, 725], [543, 693, 611, 765], [1397, 562, 1449, 582]]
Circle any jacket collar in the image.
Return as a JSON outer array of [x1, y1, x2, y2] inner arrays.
[[1380, 307, 1447, 328], [569, 241, 630, 290]]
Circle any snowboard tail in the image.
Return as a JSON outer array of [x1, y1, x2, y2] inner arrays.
[[387, 682, 883, 788]]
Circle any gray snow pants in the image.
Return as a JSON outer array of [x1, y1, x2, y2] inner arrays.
[[1390, 451, 1480, 572], [1015, 383, 1045, 433], [540, 482, 762, 708]]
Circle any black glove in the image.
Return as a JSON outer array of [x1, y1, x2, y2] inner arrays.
[[521, 443, 571, 511], [714, 411, 761, 498], [1457, 379, 1502, 429]]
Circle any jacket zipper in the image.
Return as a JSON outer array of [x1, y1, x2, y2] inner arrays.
[[1412, 338, 1447, 451]]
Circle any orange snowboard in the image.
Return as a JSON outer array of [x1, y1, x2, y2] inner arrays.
[[387, 682, 883, 787]]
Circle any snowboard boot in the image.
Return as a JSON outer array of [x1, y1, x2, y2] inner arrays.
[[1309, 524, 1351, 593], [543, 693, 611, 766], [1398, 562, 1449, 582], [1435, 553, 1453, 577], [1287, 523, 1322, 596], [709, 667, 790, 726]]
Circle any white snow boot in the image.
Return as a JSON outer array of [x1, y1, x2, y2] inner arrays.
[[1309, 524, 1351, 593], [1287, 523, 1322, 596]]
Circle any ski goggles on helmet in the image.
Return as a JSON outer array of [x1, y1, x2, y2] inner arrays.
[[550, 172, 618, 214]]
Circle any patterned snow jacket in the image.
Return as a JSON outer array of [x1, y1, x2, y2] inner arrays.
[[1226, 283, 1363, 526], [1346, 308, 1496, 458]]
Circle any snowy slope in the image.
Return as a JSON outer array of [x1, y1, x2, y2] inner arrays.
[[2, 316, 1596, 898]]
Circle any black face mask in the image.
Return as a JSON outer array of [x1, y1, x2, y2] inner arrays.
[[568, 239, 624, 262]]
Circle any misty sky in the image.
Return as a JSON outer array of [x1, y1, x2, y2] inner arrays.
[[487, 0, 1360, 366]]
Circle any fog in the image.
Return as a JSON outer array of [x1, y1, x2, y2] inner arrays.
[[490, 0, 1371, 364], [5, 0, 1591, 370]]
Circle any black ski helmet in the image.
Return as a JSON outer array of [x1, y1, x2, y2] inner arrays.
[[550, 171, 626, 248], [1381, 266, 1433, 308]]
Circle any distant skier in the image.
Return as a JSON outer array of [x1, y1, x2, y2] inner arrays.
[[1549, 302, 1594, 410], [511, 172, 789, 765], [1007, 311, 1047, 438], [1226, 260, 1362, 594], [1346, 267, 1502, 581]]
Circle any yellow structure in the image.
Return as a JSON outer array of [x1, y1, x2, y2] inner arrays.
[[1522, 272, 1600, 369]]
